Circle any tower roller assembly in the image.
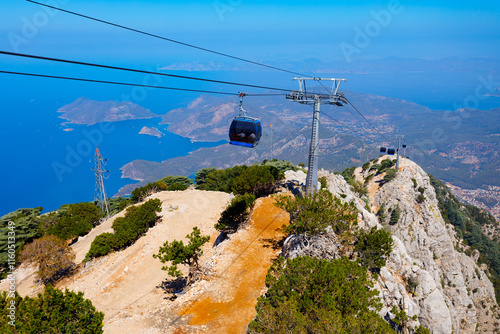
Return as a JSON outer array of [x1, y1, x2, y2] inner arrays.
[[286, 77, 347, 195]]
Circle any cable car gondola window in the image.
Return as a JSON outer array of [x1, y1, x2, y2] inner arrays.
[[229, 117, 262, 147], [380, 147, 387, 153], [387, 148, 396, 155], [228, 93, 262, 148]]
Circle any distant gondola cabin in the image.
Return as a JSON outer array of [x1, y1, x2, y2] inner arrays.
[[229, 116, 262, 148]]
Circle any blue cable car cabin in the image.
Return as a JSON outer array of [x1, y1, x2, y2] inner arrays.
[[229, 116, 262, 148], [387, 148, 396, 155], [380, 147, 387, 153]]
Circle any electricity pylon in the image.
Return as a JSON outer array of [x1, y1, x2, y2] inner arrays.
[[93, 147, 110, 218], [286, 77, 347, 195]]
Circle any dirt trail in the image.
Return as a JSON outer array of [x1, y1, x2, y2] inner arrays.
[[171, 196, 289, 334]]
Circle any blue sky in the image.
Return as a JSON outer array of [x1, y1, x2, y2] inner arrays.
[[2, 0, 499, 65]]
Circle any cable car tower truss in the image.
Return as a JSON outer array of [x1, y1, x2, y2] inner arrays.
[[93, 147, 110, 218], [286, 77, 347, 195]]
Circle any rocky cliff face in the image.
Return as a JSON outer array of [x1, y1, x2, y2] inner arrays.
[[282, 157, 498, 333]]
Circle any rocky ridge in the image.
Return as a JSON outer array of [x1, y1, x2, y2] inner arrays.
[[58, 97, 158, 125], [282, 157, 498, 333]]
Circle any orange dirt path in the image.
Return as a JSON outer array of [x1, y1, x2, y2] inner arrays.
[[177, 196, 289, 333]]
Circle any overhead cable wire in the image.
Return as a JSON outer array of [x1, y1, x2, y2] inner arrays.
[[317, 80, 332, 95], [245, 93, 288, 96], [0, 70, 238, 95], [341, 104, 366, 124], [344, 97, 393, 142], [26, 0, 310, 77], [0, 51, 293, 93], [320, 110, 363, 136]]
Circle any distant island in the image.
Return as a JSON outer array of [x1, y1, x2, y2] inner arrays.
[[58, 97, 158, 125], [139, 126, 164, 138]]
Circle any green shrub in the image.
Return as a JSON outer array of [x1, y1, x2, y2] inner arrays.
[[46, 202, 102, 241], [0, 207, 42, 277], [355, 227, 393, 272], [195, 167, 218, 188], [108, 196, 133, 215], [364, 173, 374, 183], [261, 159, 298, 173], [338, 166, 356, 182], [362, 162, 370, 171], [118, 199, 132, 212], [369, 164, 381, 172], [232, 165, 282, 197], [377, 204, 387, 222], [215, 193, 255, 233], [415, 325, 431, 334], [338, 166, 368, 196], [167, 182, 189, 191], [418, 186, 425, 194], [197, 165, 247, 192], [248, 256, 396, 334], [85, 199, 161, 261], [159, 175, 192, 188], [389, 205, 401, 225], [85, 233, 115, 259], [411, 178, 418, 188], [0, 285, 104, 333], [380, 159, 395, 170], [349, 179, 368, 197], [405, 275, 419, 295], [131, 181, 167, 203], [153, 226, 210, 284], [417, 194, 425, 203], [319, 176, 328, 189], [275, 190, 358, 241], [383, 169, 396, 183]]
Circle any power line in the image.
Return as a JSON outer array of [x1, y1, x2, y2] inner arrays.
[[344, 97, 392, 142], [26, 0, 309, 77], [0, 51, 293, 93], [0, 70, 238, 95]]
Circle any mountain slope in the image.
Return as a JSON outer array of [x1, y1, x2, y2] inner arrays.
[[2, 158, 499, 333], [283, 157, 498, 333]]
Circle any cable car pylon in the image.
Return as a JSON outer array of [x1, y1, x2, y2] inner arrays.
[[396, 135, 404, 170], [286, 77, 347, 195]]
